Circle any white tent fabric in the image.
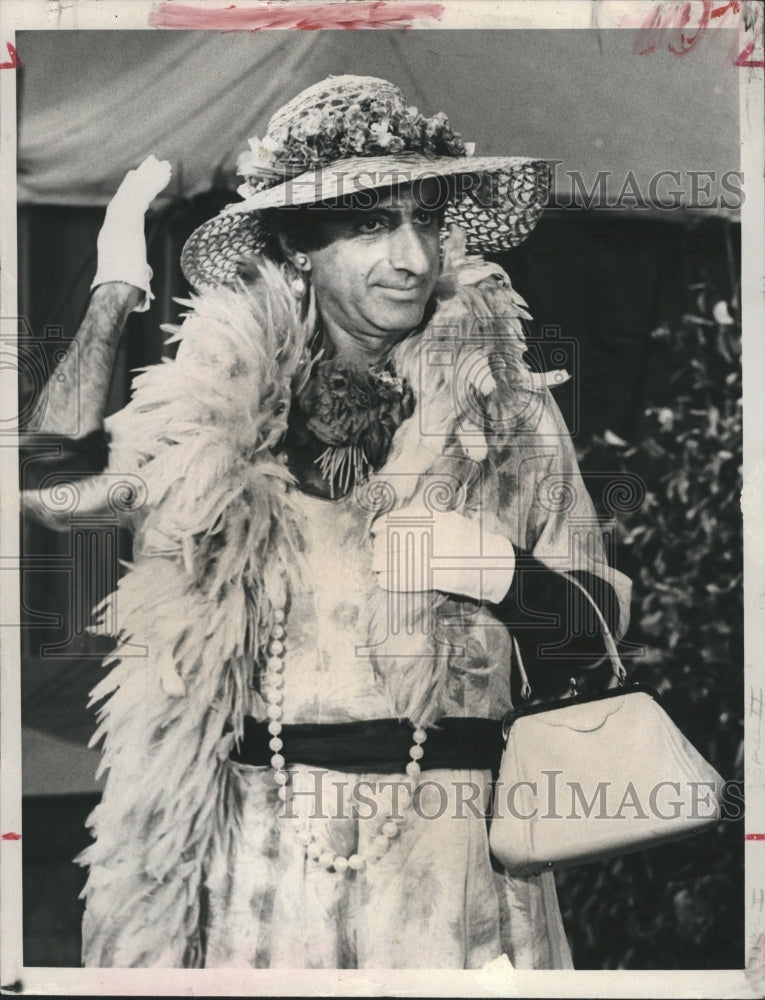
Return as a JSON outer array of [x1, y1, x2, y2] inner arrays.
[[17, 28, 740, 209]]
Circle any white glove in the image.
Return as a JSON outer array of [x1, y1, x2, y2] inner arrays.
[[370, 505, 516, 603], [91, 155, 172, 313]]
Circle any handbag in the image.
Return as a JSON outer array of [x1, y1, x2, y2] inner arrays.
[[488, 574, 726, 876]]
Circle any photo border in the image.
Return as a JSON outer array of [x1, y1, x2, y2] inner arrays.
[[1, 2, 762, 995]]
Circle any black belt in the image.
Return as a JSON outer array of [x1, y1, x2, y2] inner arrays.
[[229, 716, 504, 775]]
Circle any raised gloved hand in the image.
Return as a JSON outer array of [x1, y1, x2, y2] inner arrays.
[[91, 155, 172, 313], [370, 505, 516, 603]]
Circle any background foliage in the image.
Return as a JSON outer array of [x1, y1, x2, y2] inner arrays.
[[555, 239, 744, 969]]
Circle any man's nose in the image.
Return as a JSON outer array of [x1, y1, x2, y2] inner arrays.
[[388, 223, 433, 276]]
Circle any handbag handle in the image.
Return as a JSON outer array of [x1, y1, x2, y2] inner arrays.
[[510, 570, 627, 703]]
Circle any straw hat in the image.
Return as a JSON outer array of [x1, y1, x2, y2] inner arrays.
[[181, 75, 549, 288]]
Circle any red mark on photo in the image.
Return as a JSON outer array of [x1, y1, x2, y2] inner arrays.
[[746, 833, 765, 841], [149, 1, 445, 31], [733, 41, 765, 68], [631, 0, 762, 65], [633, 1, 712, 57], [711, 1, 740, 18], [1, 832, 21, 841], [668, 1, 712, 55], [0, 42, 21, 69]]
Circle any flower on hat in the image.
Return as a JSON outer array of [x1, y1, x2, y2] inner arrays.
[[236, 86, 468, 186], [305, 108, 327, 132], [250, 134, 280, 155], [369, 118, 393, 148], [237, 134, 283, 176]]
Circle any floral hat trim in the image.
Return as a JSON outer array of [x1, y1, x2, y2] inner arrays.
[[236, 89, 472, 194]]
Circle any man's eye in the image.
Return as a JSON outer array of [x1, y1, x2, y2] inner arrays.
[[358, 217, 386, 233], [414, 209, 438, 227]]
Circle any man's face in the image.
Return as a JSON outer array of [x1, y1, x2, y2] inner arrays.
[[305, 182, 442, 355]]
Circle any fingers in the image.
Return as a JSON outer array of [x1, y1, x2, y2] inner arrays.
[[370, 508, 467, 578], [526, 368, 570, 389], [132, 155, 173, 200], [370, 509, 515, 601], [369, 503, 431, 537], [110, 156, 172, 214]]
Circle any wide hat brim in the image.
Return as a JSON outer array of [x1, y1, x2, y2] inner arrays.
[[181, 153, 549, 288]]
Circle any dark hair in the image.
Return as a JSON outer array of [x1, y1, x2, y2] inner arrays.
[[261, 205, 330, 261], [262, 174, 466, 262]]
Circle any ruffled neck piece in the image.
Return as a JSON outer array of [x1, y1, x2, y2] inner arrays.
[[280, 357, 414, 499]]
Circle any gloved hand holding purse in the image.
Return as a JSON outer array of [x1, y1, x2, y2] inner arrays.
[[370, 505, 516, 603]]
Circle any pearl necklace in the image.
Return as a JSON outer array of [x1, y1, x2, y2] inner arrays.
[[262, 600, 427, 874]]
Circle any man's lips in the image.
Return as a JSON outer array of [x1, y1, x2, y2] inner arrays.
[[376, 283, 427, 300]]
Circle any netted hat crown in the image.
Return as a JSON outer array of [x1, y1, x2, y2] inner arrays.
[[237, 74, 468, 197]]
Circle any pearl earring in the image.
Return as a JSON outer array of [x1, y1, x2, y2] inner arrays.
[[291, 254, 309, 298]]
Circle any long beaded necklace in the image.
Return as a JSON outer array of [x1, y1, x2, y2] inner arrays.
[[261, 597, 428, 874]]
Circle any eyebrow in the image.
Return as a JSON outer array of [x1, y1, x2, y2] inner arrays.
[[321, 203, 437, 229]]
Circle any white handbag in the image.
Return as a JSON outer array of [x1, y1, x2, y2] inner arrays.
[[488, 575, 725, 876]]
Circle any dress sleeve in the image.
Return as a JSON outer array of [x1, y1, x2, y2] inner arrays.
[[19, 429, 111, 489], [20, 413, 147, 531]]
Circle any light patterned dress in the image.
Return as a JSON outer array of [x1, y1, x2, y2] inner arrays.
[[203, 490, 573, 970]]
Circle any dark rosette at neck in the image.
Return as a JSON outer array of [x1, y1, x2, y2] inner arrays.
[[281, 359, 414, 499]]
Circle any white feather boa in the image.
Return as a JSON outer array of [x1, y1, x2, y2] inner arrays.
[[78, 237, 558, 967]]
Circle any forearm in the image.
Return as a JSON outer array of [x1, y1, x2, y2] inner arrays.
[[26, 282, 143, 437], [488, 548, 621, 670]]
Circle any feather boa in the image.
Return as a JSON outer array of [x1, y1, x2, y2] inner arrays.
[[78, 234, 552, 967]]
